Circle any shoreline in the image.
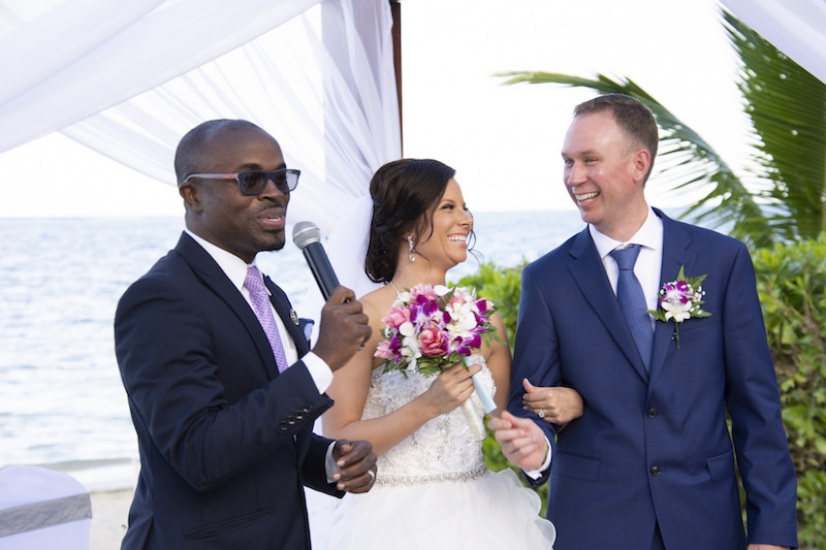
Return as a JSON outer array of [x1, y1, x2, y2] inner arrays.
[[53, 457, 138, 493]]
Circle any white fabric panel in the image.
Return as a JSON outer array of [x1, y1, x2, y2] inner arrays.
[[61, 15, 331, 209], [0, 0, 164, 105], [314, 0, 401, 227], [720, 0, 826, 84], [0, 0, 321, 152], [0, 0, 399, 235]]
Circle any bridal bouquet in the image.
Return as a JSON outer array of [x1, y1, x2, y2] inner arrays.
[[375, 283, 498, 440]]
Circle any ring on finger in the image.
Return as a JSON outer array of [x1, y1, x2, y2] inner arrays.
[[537, 408, 545, 419], [366, 470, 376, 483]]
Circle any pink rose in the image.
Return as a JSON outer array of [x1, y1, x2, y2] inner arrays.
[[382, 306, 410, 329], [418, 326, 447, 357]]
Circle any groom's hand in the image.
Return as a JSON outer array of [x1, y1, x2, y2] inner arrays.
[[488, 411, 549, 471], [331, 439, 377, 494]]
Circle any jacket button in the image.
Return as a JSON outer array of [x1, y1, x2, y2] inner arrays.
[[287, 416, 296, 425], [647, 408, 658, 418], [651, 465, 661, 476], [279, 421, 288, 430]]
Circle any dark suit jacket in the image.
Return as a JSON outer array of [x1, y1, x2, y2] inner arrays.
[[509, 210, 797, 549], [115, 233, 343, 549]]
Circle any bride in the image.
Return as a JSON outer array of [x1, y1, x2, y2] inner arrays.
[[319, 158, 582, 549]]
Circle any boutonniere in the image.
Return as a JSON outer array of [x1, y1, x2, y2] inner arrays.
[[649, 266, 711, 348]]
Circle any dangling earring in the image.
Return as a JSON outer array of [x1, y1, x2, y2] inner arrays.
[[407, 235, 416, 262]]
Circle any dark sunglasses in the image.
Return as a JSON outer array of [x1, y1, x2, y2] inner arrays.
[[183, 168, 300, 195]]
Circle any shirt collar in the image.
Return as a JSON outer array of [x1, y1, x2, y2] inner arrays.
[[589, 207, 663, 259], [185, 229, 257, 294]]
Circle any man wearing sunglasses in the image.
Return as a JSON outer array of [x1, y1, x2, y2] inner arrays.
[[115, 119, 376, 549]]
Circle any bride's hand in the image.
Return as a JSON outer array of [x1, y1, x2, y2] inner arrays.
[[422, 362, 481, 417], [521, 379, 583, 425]]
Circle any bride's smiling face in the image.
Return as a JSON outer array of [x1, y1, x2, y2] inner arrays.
[[415, 178, 473, 270]]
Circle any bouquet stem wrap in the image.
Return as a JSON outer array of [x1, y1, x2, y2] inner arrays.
[[460, 357, 496, 441], [466, 357, 498, 413]]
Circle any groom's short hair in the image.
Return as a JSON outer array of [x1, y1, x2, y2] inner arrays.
[[574, 94, 659, 182]]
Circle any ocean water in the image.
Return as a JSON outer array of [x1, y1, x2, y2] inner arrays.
[[0, 211, 586, 485]]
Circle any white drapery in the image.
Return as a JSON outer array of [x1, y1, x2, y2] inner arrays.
[[720, 0, 826, 85], [0, 0, 400, 234], [1, 0, 824, 233]]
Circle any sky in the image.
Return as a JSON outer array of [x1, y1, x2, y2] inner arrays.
[[0, 0, 751, 217]]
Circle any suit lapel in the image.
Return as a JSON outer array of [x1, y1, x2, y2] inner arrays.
[[648, 212, 696, 386], [264, 275, 310, 358], [175, 233, 280, 380], [568, 228, 649, 382]]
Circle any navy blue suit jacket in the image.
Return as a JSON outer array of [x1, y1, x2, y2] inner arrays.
[[115, 233, 343, 549], [509, 210, 797, 549]]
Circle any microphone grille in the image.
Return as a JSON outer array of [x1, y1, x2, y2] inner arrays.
[[292, 221, 321, 249]]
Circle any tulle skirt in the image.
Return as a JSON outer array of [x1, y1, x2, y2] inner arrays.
[[318, 468, 555, 549]]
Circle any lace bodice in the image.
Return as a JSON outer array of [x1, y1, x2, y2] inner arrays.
[[363, 354, 494, 485]]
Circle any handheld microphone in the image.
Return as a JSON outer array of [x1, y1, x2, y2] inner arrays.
[[292, 221, 340, 300]]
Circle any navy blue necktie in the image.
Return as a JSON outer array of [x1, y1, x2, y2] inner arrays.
[[610, 245, 653, 370]]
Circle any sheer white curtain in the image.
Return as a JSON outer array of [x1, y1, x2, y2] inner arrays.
[[0, 0, 400, 233], [720, 0, 826, 85], [0, 0, 320, 152]]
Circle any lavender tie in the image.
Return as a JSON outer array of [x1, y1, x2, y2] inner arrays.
[[244, 266, 289, 373], [610, 245, 653, 371]]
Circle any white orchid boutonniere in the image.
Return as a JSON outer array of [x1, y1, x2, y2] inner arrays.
[[649, 266, 711, 348]]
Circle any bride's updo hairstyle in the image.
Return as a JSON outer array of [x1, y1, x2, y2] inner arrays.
[[366, 158, 467, 283]]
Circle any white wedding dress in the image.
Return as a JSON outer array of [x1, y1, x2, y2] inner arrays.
[[323, 355, 556, 549]]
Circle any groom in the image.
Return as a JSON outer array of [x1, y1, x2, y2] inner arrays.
[[491, 95, 797, 549]]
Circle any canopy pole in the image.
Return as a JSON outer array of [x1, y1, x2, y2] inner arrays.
[[390, 0, 402, 153]]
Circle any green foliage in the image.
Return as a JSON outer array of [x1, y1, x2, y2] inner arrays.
[[753, 236, 826, 548], [458, 261, 526, 349]]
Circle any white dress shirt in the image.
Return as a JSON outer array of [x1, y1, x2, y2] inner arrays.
[[185, 230, 333, 392], [589, 207, 664, 326]]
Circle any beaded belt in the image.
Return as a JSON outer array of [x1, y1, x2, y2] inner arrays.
[[376, 465, 487, 486]]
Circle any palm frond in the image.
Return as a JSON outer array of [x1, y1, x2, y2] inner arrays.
[[724, 11, 826, 241], [497, 71, 772, 247]]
